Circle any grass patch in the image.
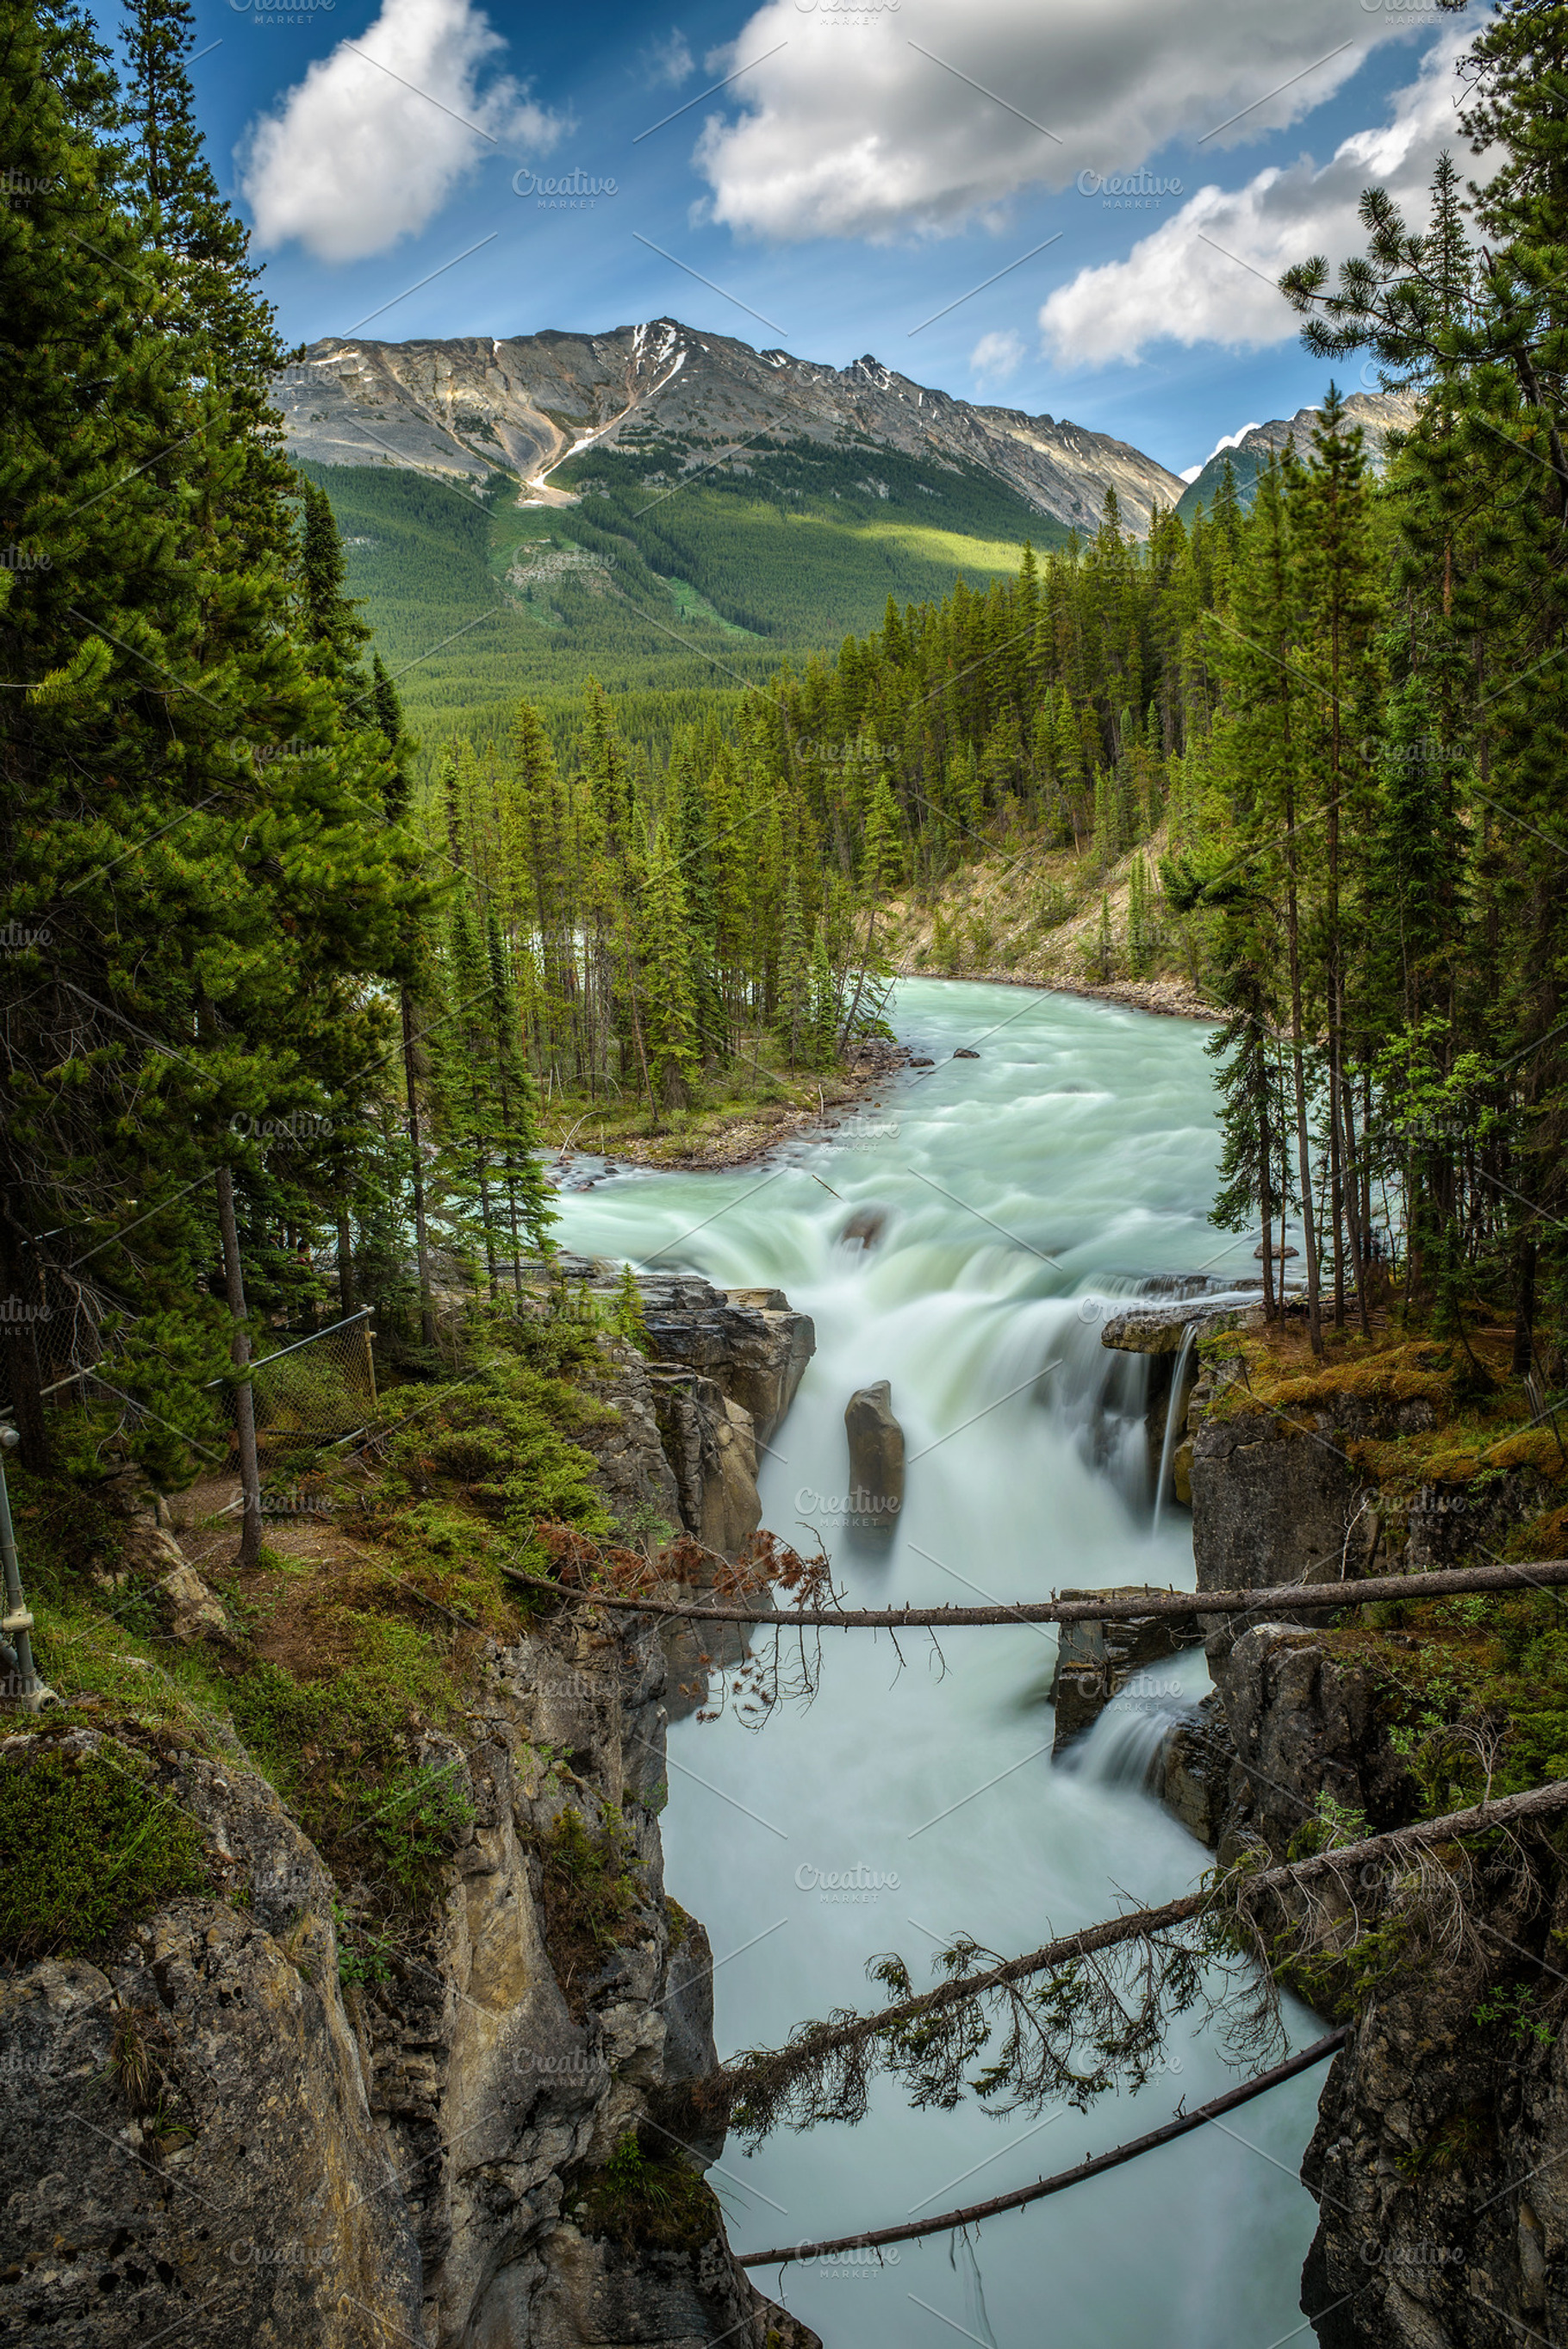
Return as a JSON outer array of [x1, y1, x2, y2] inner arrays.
[[218, 1615, 468, 1906], [0, 1743, 208, 1959], [13, 1312, 639, 1938], [537, 1802, 640, 2015], [573, 2129, 722, 2252], [1314, 1580, 1568, 1808]]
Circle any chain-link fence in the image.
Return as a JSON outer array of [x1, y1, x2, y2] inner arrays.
[[3, 1299, 380, 1472], [223, 1308, 378, 1458], [2, 1254, 105, 1406]]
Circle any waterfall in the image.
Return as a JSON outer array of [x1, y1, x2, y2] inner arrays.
[[1151, 1318, 1198, 1534], [551, 977, 1325, 2349], [1071, 1650, 1211, 1791]]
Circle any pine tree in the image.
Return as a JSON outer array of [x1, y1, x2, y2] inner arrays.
[[119, 0, 294, 563], [808, 921, 838, 1068], [0, 3, 420, 1471], [638, 826, 699, 1112], [488, 911, 556, 1269], [300, 476, 370, 682], [613, 1262, 650, 1353], [1293, 383, 1383, 1330], [862, 772, 905, 893], [778, 873, 811, 1064]]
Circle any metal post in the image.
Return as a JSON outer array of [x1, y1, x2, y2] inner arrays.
[[0, 1424, 57, 1710]]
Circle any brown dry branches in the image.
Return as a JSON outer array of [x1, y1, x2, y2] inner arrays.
[[517, 1523, 839, 1724]]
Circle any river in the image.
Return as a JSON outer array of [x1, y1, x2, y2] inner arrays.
[[551, 976, 1323, 2349]]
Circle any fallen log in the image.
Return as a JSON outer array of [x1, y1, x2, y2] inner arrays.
[[703, 1779, 1568, 2131], [502, 1555, 1568, 1630], [737, 2026, 1349, 2266]]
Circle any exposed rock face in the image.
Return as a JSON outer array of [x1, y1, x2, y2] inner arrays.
[[94, 1466, 227, 1643], [272, 318, 1185, 533], [1157, 1695, 1231, 1847], [1401, 1464, 1555, 1577], [525, 2234, 820, 2349], [1173, 1390, 1568, 2349], [634, 1276, 814, 1445], [582, 1341, 684, 1549], [1174, 390, 1421, 525], [1100, 1297, 1254, 1498], [0, 1629, 813, 2349], [0, 1732, 426, 2349], [843, 1380, 905, 1536], [576, 1272, 811, 1725], [574, 1268, 813, 1557], [1098, 1304, 1235, 1354], [1190, 1407, 1370, 1599], [1208, 1623, 1416, 1861], [1202, 1623, 1568, 2349], [1, 1286, 820, 2349], [1301, 1867, 1568, 2349], [645, 1372, 761, 1559]]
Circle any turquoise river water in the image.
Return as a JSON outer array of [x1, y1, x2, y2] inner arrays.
[[551, 976, 1322, 2349]]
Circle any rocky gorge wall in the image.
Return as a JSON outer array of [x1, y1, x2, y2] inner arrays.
[[0, 1275, 820, 2349], [1109, 1322, 1568, 2349]]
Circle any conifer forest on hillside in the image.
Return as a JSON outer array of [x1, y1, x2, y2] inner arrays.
[[9, 6, 1568, 2346]]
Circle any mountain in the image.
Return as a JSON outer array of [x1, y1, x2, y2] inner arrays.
[[1173, 390, 1421, 524], [273, 323, 1412, 749], [277, 321, 1192, 746], [274, 316, 1185, 536]]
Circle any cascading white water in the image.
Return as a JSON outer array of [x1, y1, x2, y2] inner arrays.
[[552, 978, 1323, 2349], [1151, 1320, 1198, 1536], [1069, 1648, 1213, 1790]]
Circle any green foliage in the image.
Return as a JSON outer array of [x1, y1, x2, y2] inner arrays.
[[302, 436, 1062, 747], [1288, 1791, 1372, 1859], [333, 1897, 393, 1986], [376, 1367, 613, 1553], [613, 1263, 651, 1353], [536, 1804, 644, 2012], [1392, 2110, 1491, 2178], [0, 1745, 208, 1958], [1473, 1980, 1556, 2047], [0, 0, 431, 1476], [221, 1611, 461, 1891], [574, 2129, 721, 2252], [359, 1760, 476, 1904]]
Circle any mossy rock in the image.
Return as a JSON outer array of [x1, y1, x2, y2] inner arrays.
[[0, 1738, 208, 1959], [573, 2130, 723, 2252]]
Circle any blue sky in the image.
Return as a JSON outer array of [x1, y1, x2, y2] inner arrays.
[[161, 0, 1481, 477]]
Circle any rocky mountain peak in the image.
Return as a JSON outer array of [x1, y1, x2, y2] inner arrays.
[[273, 316, 1185, 533]]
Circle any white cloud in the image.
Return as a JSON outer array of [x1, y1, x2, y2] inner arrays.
[[1181, 421, 1264, 478], [970, 327, 1025, 384], [1179, 423, 1266, 481], [1037, 27, 1472, 364], [694, 0, 1432, 244], [644, 28, 695, 88], [239, 0, 567, 263]]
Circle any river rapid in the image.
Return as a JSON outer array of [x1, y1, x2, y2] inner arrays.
[[551, 977, 1322, 2349]]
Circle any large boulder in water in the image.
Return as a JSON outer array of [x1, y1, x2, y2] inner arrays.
[[843, 1380, 905, 1536]]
